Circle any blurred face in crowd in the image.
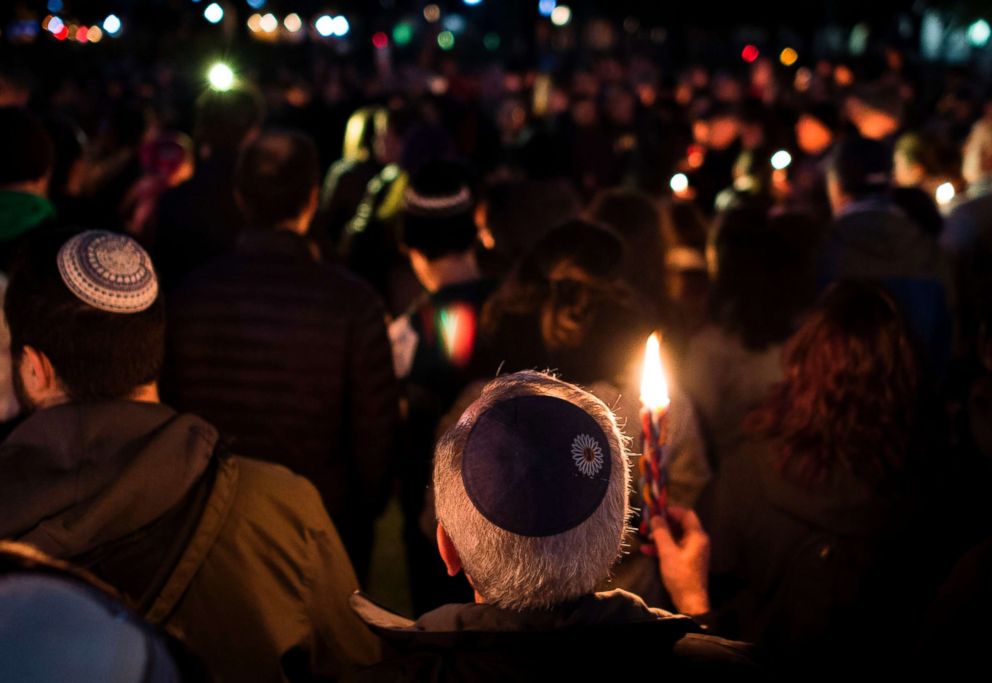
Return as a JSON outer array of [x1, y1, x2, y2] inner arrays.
[[708, 114, 740, 150], [796, 114, 833, 156], [605, 89, 636, 127], [893, 149, 925, 188], [962, 120, 992, 185]]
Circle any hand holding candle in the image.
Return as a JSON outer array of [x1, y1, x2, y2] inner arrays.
[[639, 333, 671, 530]]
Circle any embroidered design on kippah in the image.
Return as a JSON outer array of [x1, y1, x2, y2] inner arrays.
[[403, 185, 472, 217], [57, 231, 159, 314], [571, 433, 605, 477]]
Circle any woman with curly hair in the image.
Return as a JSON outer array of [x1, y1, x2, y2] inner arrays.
[[695, 281, 930, 675]]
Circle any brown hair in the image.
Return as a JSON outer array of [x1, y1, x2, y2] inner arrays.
[[745, 282, 918, 487]]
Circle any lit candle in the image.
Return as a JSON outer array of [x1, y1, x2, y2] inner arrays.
[[639, 333, 671, 527]]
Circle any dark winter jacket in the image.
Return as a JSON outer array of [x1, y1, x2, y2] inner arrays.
[[0, 401, 381, 682], [163, 229, 398, 572], [151, 153, 243, 289], [343, 589, 761, 682], [819, 199, 953, 371], [698, 438, 926, 675]]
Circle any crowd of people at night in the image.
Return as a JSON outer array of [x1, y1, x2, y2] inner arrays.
[[1, 5, 992, 681]]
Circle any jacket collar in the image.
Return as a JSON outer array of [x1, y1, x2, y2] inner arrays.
[[350, 588, 698, 648], [0, 401, 217, 559], [235, 228, 317, 261]]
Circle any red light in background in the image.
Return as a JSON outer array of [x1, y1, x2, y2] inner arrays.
[[54, 26, 69, 40], [372, 32, 389, 49], [76, 26, 89, 42], [742, 44, 759, 63]]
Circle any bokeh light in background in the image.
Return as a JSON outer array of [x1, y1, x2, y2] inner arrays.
[[779, 47, 798, 66], [393, 22, 414, 47], [771, 150, 793, 170], [550, 5, 572, 27], [438, 30, 455, 50], [372, 32, 389, 49], [207, 62, 235, 91], [259, 13, 277, 33], [247, 0, 267, 8], [315, 15, 333, 37], [284, 13, 302, 33], [968, 19, 991, 48], [103, 14, 122, 35], [936, 182, 956, 206], [463, 0, 483, 6], [87, 26, 103, 43], [331, 16, 350, 37], [203, 3, 224, 25], [538, 0, 557, 18], [742, 44, 760, 62], [47, 0, 63, 12], [424, 4, 441, 23], [670, 173, 689, 193]]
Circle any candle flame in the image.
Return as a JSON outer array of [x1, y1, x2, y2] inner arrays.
[[640, 333, 670, 410]]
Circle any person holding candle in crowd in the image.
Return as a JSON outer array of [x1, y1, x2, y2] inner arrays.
[[686, 282, 933, 676], [345, 371, 758, 682]]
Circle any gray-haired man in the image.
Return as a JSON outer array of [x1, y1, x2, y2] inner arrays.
[[348, 371, 758, 682]]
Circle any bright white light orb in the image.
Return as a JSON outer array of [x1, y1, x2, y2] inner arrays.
[[207, 62, 235, 91], [771, 150, 793, 170], [550, 5, 571, 27], [936, 182, 956, 206], [670, 173, 689, 193], [102, 14, 121, 35], [204, 3, 224, 25], [969, 19, 991, 48]]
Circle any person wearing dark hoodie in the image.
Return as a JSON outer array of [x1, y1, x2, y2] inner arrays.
[[151, 84, 264, 290], [694, 283, 931, 677], [0, 107, 59, 430], [819, 134, 953, 375], [345, 371, 758, 682], [0, 229, 381, 682], [0, 107, 58, 269]]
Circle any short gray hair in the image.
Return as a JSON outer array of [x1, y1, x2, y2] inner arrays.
[[433, 371, 631, 611]]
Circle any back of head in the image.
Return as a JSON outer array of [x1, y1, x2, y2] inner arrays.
[[747, 282, 918, 486], [401, 160, 478, 260], [828, 134, 892, 200], [4, 229, 165, 403], [433, 371, 629, 610], [342, 106, 387, 162], [194, 85, 265, 157], [0, 107, 55, 188], [710, 208, 819, 349], [235, 130, 319, 228], [962, 118, 992, 185]]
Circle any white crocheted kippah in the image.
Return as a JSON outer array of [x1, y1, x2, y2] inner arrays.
[[402, 185, 472, 217], [57, 231, 159, 314]]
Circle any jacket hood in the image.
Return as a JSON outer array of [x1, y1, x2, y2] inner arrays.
[[831, 203, 940, 272], [0, 401, 217, 558], [351, 589, 698, 650]]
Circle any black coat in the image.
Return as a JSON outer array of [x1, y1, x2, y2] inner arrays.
[[343, 590, 761, 682], [698, 438, 928, 676], [163, 229, 398, 574]]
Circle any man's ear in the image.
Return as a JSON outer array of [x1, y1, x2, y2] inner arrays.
[[436, 523, 463, 577], [19, 345, 62, 404]]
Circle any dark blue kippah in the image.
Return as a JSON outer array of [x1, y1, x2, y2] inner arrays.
[[461, 395, 612, 537]]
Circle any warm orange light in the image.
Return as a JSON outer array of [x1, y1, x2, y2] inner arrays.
[[640, 333, 670, 410]]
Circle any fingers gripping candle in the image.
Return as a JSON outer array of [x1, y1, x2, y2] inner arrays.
[[639, 333, 671, 530]]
